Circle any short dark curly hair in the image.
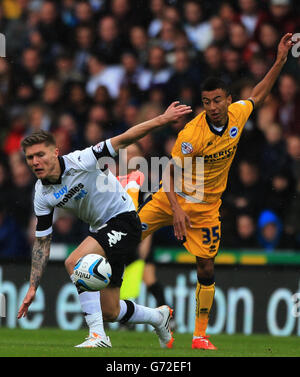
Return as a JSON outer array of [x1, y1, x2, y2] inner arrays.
[[201, 77, 231, 96]]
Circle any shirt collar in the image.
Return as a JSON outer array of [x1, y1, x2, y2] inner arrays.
[[41, 156, 66, 186], [206, 114, 229, 136]]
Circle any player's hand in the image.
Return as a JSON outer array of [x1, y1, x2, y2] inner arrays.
[[276, 33, 298, 64], [172, 204, 192, 241], [161, 101, 192, 125], [17, 287, 36, 319]]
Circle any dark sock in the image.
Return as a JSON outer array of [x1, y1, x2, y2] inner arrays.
[[148, 281, 166, 307]]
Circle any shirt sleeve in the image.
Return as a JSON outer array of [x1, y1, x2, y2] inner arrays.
[[92, 139, 118, 160], [171, 123, 197, 167], [230, 99, 254, 127], [34, 187, 54, 237], [64, 139, 118, 172]]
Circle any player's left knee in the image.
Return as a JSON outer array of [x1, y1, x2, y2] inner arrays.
[[64, 256, 76, 275], [196, 258, 214, 281]]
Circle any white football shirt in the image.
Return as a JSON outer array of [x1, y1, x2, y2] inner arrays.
[[34, 139, 135, 237]]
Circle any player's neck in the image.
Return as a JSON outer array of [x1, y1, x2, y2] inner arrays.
[[45, 157, 62, 183], [207, 114, 228, 129]]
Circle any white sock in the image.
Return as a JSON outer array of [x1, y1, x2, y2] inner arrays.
[[78, 291, 101, 315], [117, 300, 162, 327], [77, 290, 106, 338]]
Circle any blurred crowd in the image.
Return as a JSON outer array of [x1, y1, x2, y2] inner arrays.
[[0, 0, 300, 259]]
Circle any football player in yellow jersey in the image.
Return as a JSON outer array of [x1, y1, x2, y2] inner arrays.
[[138, 33, 297, 350]]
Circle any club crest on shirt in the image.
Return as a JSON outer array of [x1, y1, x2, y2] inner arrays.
[[141, 223, 148, 231], [229, 126, 238, 138], [93, 142, 104, 153], [181, 142, 193, 155]]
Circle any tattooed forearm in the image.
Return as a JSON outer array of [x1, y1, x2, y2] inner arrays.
[[30, 234, 52, 289]]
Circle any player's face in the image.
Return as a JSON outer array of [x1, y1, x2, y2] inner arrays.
[[25, 143, 59, 179], [202, 89, 232, 127]]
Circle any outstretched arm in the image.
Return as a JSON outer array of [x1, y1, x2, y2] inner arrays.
[[110, 102, 192, 153], [17, 234, 52, 318], [249, 33, 297, 108]]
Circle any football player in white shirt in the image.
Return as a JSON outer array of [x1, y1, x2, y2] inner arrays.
[[17, 102, 192, 348]]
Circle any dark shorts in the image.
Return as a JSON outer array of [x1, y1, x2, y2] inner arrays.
[[88, 211, 142, 288]]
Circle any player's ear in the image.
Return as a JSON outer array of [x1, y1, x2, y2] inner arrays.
[[227, 94, 232, 106], [55, 147, 59, 157]]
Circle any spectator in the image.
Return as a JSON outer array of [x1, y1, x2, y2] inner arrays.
[[228, 22, 259, 64], [110, 0, 137, 37], [203, 44, 224, 78], [264, 170, 295, 219], [83, 121, 105, 147], [95, 15, 128, 64], [209, 16, 229, 47], [3, 115, 27, 155], [9, 162, 34, 231], [41, 78, 64, 115], [119, 50, 145, 98], [15, 47, 48, 93], [257, 209, 293, 251], [166, 49, 202, 104], [154, 19, 179, 52], [73, 24, 96, 73], [36, 0, 70, 52], [274, 73, 300, 136], [54, 51, 83, 84], [129, 25, 149, 65], [286, 134, 300, 181], [137, 46, 173, 92], [25, 104, 52, 133], [55, 112, 80, 150], [183, 0, 213, 51], [4, 0, 32, 56], [148, 0, 166, 38], [222, 48, 250, 85], [163, 5, 181, 28], [64, 81, 91, 127], [0, 161, 12, 205], [86, 54, 124, 99], [257, 22, 280, 64], [256, 0, 299, 38], [218, 1, 237, 24], [74, 0, 95, 27], [260, 122, 290, 180], [233, 212, 259, 248], [0, 200, 30, 259], [235, 0, 265, 37], [225, 160, 265, 217], [248, 52, 269, 83], [285, 177, 300, 248]]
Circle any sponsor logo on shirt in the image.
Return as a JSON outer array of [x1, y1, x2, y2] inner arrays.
[[229, 126, 238, 138], [181, 142, 193, 155], [141, 223, 148, 231], [53, 185, 68, 199], [93, 142, 105, 154], [204, 145, 237, 163], [56, 183, 87, 207]]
